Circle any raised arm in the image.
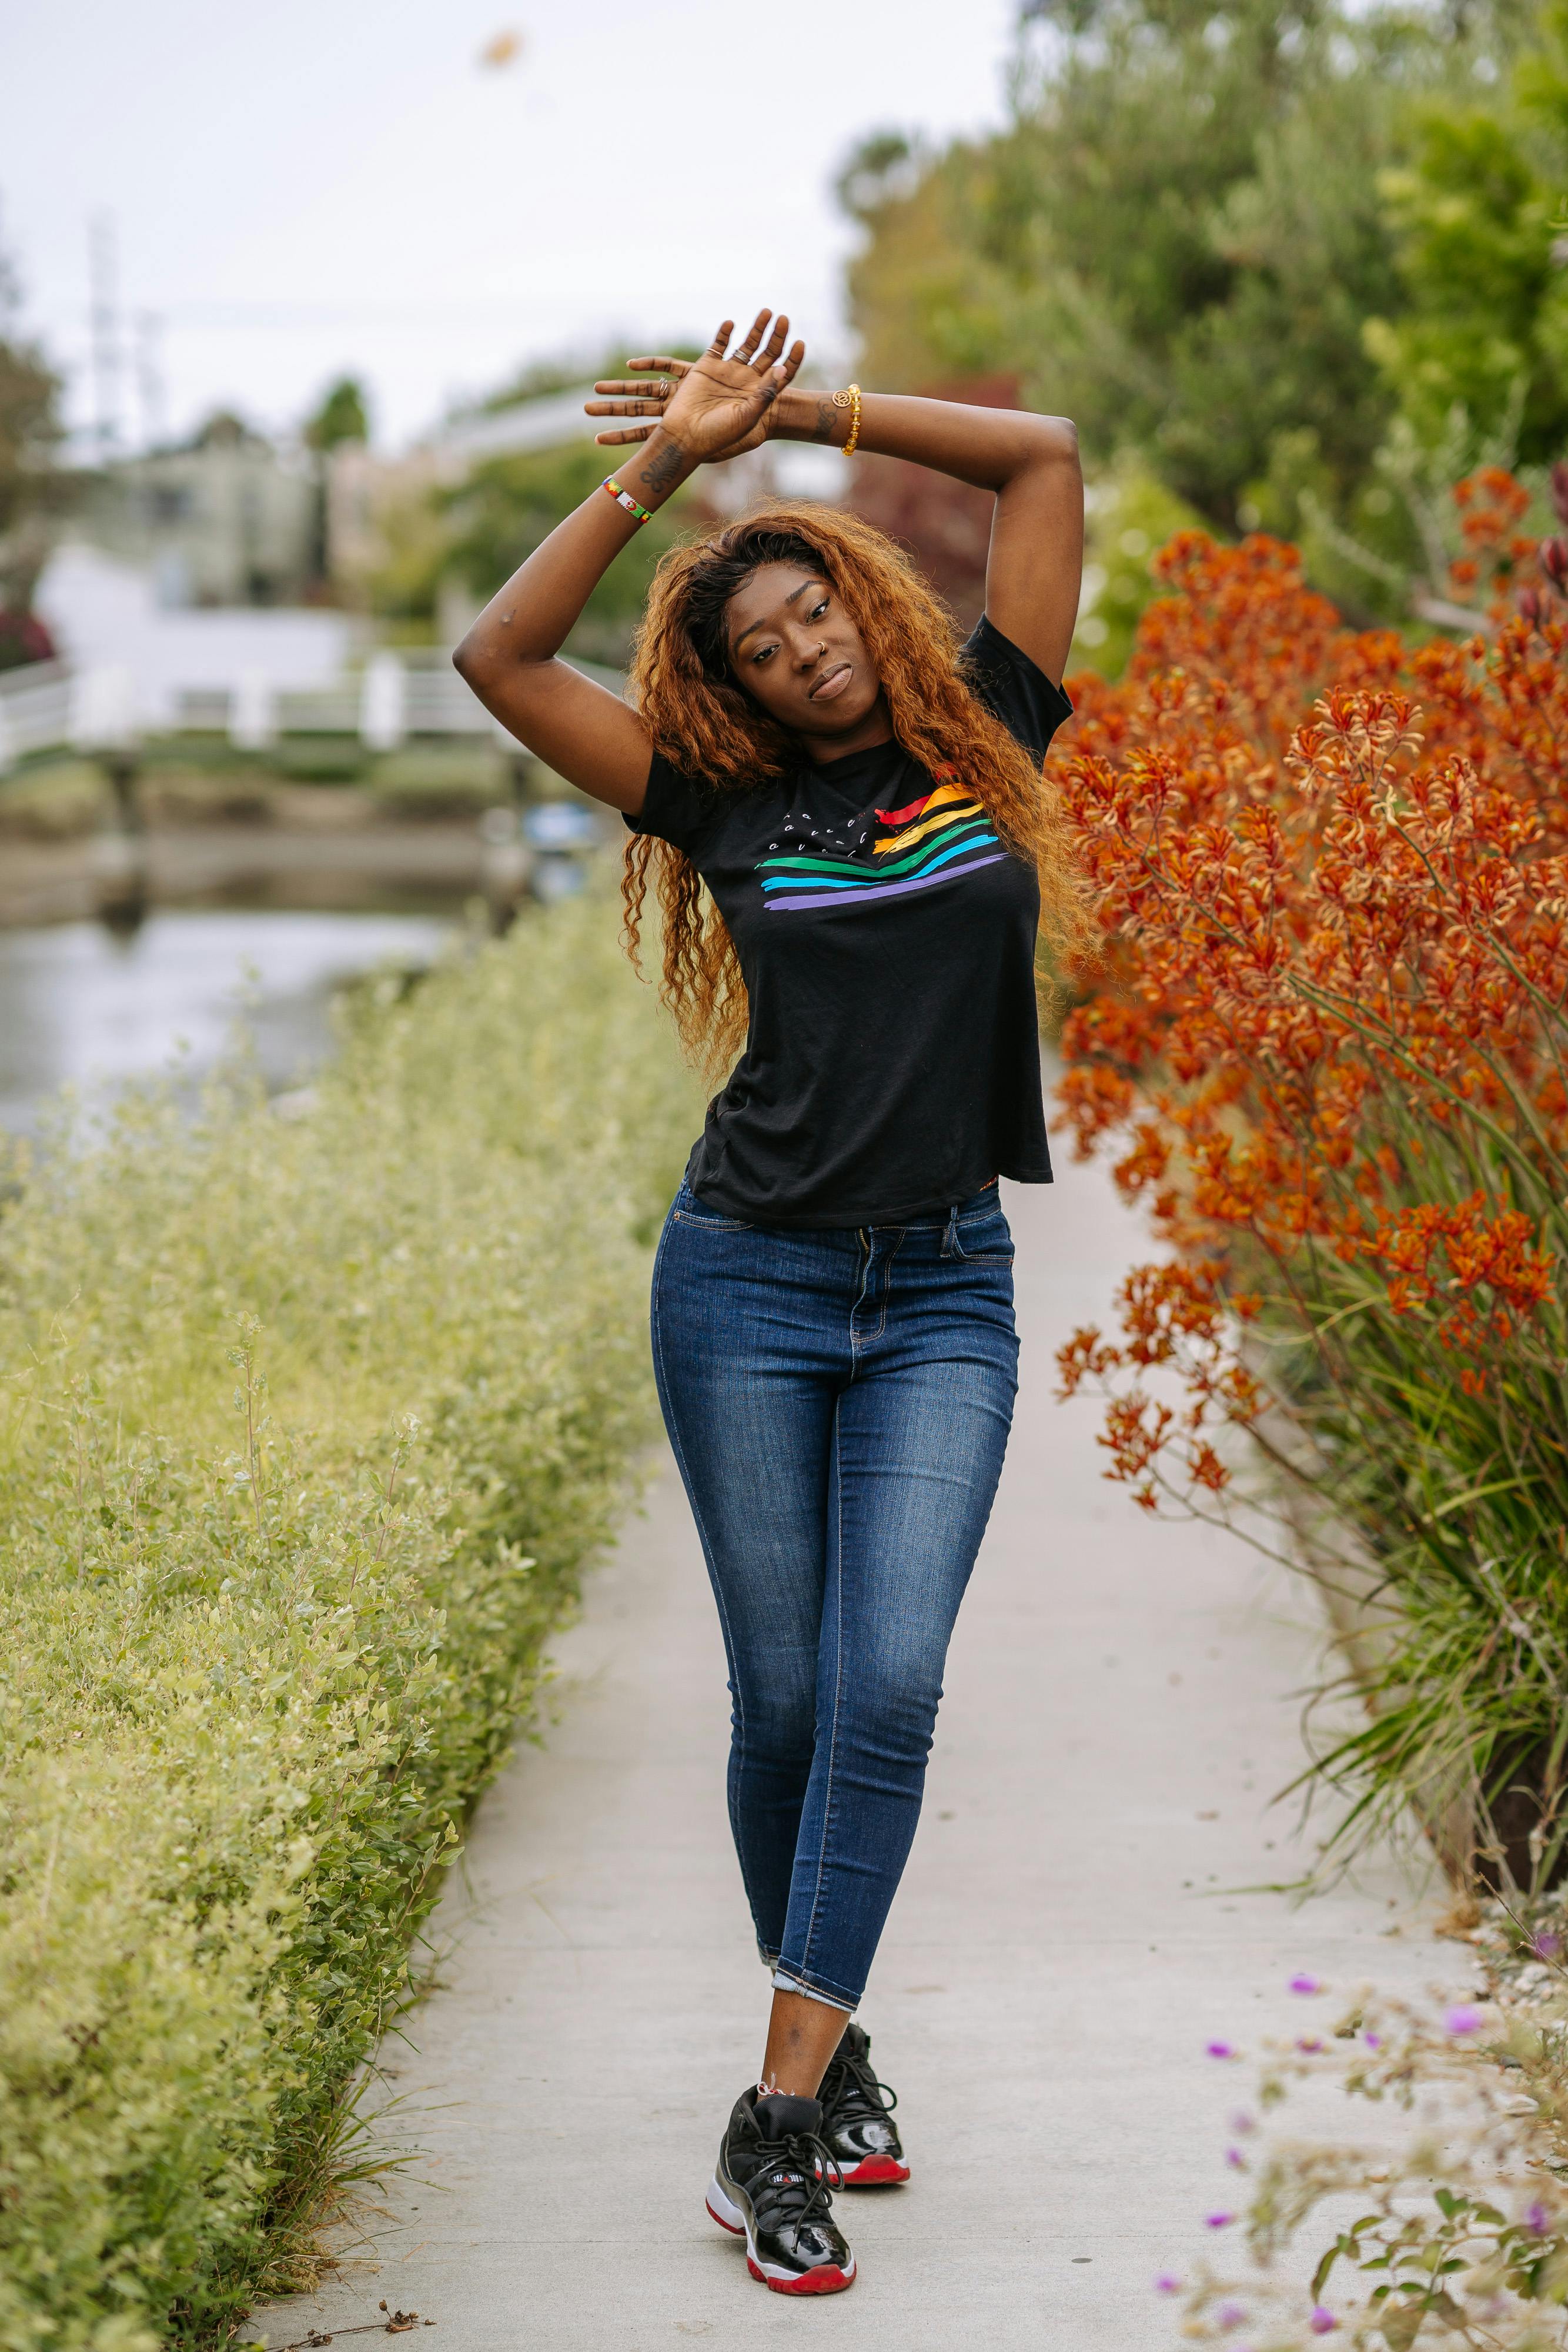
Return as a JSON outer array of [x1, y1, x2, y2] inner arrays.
[[596, 372, 1084, 686], [817, 395, 1083, 686], [452, 312, 804, 814]]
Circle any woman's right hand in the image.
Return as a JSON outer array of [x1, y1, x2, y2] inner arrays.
[[586, 309, 805, 465]]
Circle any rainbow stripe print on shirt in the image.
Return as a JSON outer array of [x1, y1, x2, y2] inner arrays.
[[757, 781, 1005, 913]]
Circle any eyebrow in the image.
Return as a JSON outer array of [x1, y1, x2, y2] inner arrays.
[[731, 579, 824, 650]]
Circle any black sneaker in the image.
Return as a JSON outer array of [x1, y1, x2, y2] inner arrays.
[[818, 2022, 909, 2186], [706, 2088, 857, 2295]]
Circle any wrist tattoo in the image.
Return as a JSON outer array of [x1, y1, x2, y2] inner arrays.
[[814, 397, 837, 446], [638, 437, 686, 495]]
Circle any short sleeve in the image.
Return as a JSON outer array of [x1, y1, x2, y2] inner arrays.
[[961, 614, 1074, 759], [622, 751, 718, 856]]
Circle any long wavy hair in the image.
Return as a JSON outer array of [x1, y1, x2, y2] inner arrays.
[[622, 499, 1090, 1074]]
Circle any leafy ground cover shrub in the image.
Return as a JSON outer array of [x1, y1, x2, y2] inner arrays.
[[1054, 479, 1568, 1889], [0, 890, 700, 2351], [1162, 1905, 1568, 2348]]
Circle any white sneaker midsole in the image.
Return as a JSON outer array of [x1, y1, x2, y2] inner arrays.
[[705, 2173, 856, 2284], [706, 2176, 745, 2233]]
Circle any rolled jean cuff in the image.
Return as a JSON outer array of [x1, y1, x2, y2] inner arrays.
[[771, 1965, 857, 2014]]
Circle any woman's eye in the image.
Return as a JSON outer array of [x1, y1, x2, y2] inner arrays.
[[810, 600, 829, 621], [751, 644, 775, 665]]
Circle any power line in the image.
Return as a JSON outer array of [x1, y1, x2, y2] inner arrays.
[[162, 298, 581, 330]]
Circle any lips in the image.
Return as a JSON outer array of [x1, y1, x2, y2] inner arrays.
[[808, 662, 852, 703]]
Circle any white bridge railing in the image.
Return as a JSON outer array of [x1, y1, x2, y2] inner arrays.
[[0, 652, 624, 775], [0, 662, 74, 771]]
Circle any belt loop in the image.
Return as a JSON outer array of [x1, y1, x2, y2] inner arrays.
[[942, 1202, 964, 1260]]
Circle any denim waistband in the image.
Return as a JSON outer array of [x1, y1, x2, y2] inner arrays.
[[675, 1177, 1001, 1237]]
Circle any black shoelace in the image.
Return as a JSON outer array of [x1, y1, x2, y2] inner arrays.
[[750, 2130, 844, 2236], [824, 2044, 898, 2130]]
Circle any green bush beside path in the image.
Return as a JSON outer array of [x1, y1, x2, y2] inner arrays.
[[0, 892, 699, 2351]]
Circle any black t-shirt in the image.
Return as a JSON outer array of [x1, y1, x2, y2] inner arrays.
[[626, 614, 1072, 1227]]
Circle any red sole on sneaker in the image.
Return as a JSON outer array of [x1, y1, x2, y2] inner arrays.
[[747, 2257, 857, 2295], [706, 2199, 744, 2236], [840, 2154, 910, 2186]]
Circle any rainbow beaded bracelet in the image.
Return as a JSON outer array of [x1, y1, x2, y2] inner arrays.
[[603, 475, 654, 525]]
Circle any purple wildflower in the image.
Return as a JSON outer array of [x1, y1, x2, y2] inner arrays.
[[1536, 1931, 1563, 1960], [1205, 2210, 1236, 2230], [1309, 2307, 1338, 2335], [1154, 2272, 1182, 2294], [1445, 2003, 1483, 2036], [1363, 2030, 1382, 2050], [1527, 2201, 1549, 2235], [1289, 1973, 1322, 1995], [1217, 2301, 1248, 2331], [1296, 2034, 1325, 2053], [1229, 2109, 1256, 2134], [1206, 2039, 1236, 2059], [1225, 2145, 1247, 2169]]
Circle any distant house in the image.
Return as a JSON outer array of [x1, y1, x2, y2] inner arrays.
[[82, 413, 317, 610], [324, 385, 603, 623]]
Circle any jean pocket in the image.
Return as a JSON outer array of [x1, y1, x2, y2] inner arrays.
[[672, 1205, 754, 1233], [957, 1212, 1015, 1267]]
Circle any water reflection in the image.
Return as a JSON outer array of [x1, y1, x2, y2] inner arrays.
[[0, 910, 453, 1137]]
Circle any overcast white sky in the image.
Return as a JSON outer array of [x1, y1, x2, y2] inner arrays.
[[1, 0, 1019, 455]]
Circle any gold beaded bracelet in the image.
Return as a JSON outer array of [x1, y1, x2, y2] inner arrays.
[[832, 382, 862, 458]]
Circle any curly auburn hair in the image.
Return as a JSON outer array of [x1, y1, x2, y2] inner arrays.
[[621, 499, 1090, 1074]]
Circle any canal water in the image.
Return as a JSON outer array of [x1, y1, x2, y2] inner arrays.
[[0, 908, 454, 1137]]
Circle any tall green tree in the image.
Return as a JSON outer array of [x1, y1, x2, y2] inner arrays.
[[1366, 3, 1568, 463], [304, 375, 369, 453], [842, 0, 1466, 532]]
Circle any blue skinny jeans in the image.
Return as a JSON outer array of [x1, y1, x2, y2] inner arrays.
[[650, 1180, 1019, 2012]]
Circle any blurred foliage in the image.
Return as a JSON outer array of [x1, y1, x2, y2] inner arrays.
[[0, 745, 520, 840], [440, 440, 701, 667], [1368, 1, 1568, 465], [841, 0, 1561, 636], [1071, 458, 1205, 679], [0, 230, 65, 613], [0, 757, 108, 838], [456, 340, 691, 417], [303, 378, 369, 454], [368, 345, 703, 663]]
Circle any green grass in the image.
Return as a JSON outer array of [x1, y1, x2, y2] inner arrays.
[[0, 889, 701, 2351], [0, 744, 514, 837]]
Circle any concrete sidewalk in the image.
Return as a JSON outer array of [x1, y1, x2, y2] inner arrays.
[[261, 1151, 1456, 2351]]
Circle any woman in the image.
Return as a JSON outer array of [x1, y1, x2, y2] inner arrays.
[[455, 310, 1085, 2297]]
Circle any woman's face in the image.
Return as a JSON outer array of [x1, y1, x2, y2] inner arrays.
[[723, 562, 887, 749]]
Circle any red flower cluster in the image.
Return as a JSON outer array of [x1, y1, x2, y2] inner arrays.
[[1054, 503, 1568, 1515]]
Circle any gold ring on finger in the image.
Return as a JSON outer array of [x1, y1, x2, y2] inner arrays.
[[657, 377, 671, 396]]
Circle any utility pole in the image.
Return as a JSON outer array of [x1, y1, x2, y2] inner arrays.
[[88, 212, 121, 460], [135, 310, 166, 452]]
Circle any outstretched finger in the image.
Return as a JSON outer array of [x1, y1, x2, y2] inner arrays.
[[584, 397, 668, 419], [775, 337, 806, 389], [730, 308, 773, 366], [753, 313, 790, 372], [705, 318, 737, 359], [593, 423, 657, 446], [623, 356, 690, 378], [589, 385, 670, 404]]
